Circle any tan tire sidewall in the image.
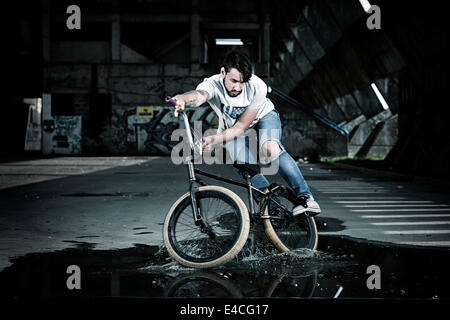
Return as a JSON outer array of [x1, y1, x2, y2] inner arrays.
[[263, 205, 318, 257], [164, 271, 243, 297], [163, 185, 250, 269]]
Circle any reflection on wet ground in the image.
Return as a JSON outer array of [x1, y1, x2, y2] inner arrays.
[[1, 229, 449, 299]]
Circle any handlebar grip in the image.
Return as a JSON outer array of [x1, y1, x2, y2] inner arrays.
[[165, 96, 177, 107]]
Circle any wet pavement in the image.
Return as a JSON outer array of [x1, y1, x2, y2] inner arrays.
[[1, 231, 449, 299], [1, 156, 450, 302]]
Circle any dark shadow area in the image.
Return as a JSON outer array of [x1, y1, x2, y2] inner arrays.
[[315, 217, 346, 232]]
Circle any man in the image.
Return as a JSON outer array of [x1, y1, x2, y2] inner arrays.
[[171, 51, 320, 216]]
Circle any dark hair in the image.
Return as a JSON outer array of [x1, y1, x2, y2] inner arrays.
[[223, 51, 253, 82]]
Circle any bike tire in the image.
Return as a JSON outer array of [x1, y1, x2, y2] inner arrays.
[[262, 186, 318, 257], [164, 271, 243, 297], [163, 185, 250, 269]]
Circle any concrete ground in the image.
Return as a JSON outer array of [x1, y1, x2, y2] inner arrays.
[[1, 156, 450, 271]]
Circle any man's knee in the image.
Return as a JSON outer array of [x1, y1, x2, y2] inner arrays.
[[261, 140, 282, 158]]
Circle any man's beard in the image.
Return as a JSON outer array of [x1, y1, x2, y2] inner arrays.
[[223, 79, 242, 97]]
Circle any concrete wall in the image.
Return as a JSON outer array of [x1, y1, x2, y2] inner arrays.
[[8, 0, 446, 178], [268, 0, 406, 160], [40, 0, 406, 161], [268, 0, 449, 177], [44, 61, 209, 154]]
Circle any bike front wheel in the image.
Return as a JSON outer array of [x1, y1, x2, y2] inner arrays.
[[164, 271, 243, 297], [163, 185, 250, 269], [263, 186, 318, 257]]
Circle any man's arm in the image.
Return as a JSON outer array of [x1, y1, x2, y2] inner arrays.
[[172, 90, 209, 117], [203, 108, 259, 147]]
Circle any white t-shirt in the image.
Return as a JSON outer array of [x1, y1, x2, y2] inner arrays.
[[196, 73, 274, 131]]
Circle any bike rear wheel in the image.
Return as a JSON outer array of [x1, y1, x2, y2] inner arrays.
[[163, 185, 250, 269], [263, 186, 318, 257]]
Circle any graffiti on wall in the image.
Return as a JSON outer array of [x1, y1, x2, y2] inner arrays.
[[51, 116, 82, 154], [113, 106, 218, 155], [113, 107, 335, 157]]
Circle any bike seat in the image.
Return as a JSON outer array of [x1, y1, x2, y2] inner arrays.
[[232, 162, 260, 178]]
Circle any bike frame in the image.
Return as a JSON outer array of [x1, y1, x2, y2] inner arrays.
[[165, 97, 291, 226], [193, 167, 291, 222], [180, 110, 277, 222]]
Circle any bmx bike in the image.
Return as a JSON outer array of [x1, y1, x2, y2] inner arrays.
[[163, 97, 318, 268], [164, 269, 318, 298]]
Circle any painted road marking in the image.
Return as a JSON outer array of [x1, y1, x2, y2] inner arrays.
[[345, 204, 450, 208], [352, 208, 450, 212], [383, 230, 450, 235], [331, 197, 408, 200], [321, 191, 388, 194], [337, 201, 436, 204], [371, 221, 450, 226], [361, 214, 450, 219]]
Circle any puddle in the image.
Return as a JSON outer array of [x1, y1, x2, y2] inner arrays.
[[0, 234, 449, 299]]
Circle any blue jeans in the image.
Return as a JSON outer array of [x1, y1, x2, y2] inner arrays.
[[226, 110, 312, 199]]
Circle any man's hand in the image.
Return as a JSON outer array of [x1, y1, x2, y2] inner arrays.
[[171, 95, 186, 118], [210, 108, 259, 145], [171, 90, 209, 117], [202, 135, 216, 150]]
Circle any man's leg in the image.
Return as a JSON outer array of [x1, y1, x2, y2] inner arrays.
[[256, 111, 321, 216], [261, 141, 320, 215], [259, 140, 310, 197], [225, 133, 270, 190], [276, 149, 312, 198]]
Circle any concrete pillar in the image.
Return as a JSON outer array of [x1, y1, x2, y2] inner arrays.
[[281, 49, 304, 90], [262, 19, 270, 84], [42, 93, 53, 155], [290, 26, 313, 76], [190, 12, 201, 63], [42, 0, 50, 63], [112, 0, 121, 62], [262, 22, 270, 82]]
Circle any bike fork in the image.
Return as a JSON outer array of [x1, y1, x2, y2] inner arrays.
[[246, 174, 256, 215], [187, 161, 201, 224], [187, 161, 216, 239]]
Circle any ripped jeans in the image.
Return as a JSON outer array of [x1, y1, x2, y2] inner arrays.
[[225, 110, 312, 199]]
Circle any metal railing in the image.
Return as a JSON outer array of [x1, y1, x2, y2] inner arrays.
[[269, 87, 349, 137]]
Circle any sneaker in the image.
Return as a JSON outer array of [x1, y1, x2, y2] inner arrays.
[[293, 196, 321, 216]]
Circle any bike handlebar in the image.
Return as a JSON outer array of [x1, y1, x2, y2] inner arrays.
[[165, 96, 177, 107], [165, 96, 205, 154]]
